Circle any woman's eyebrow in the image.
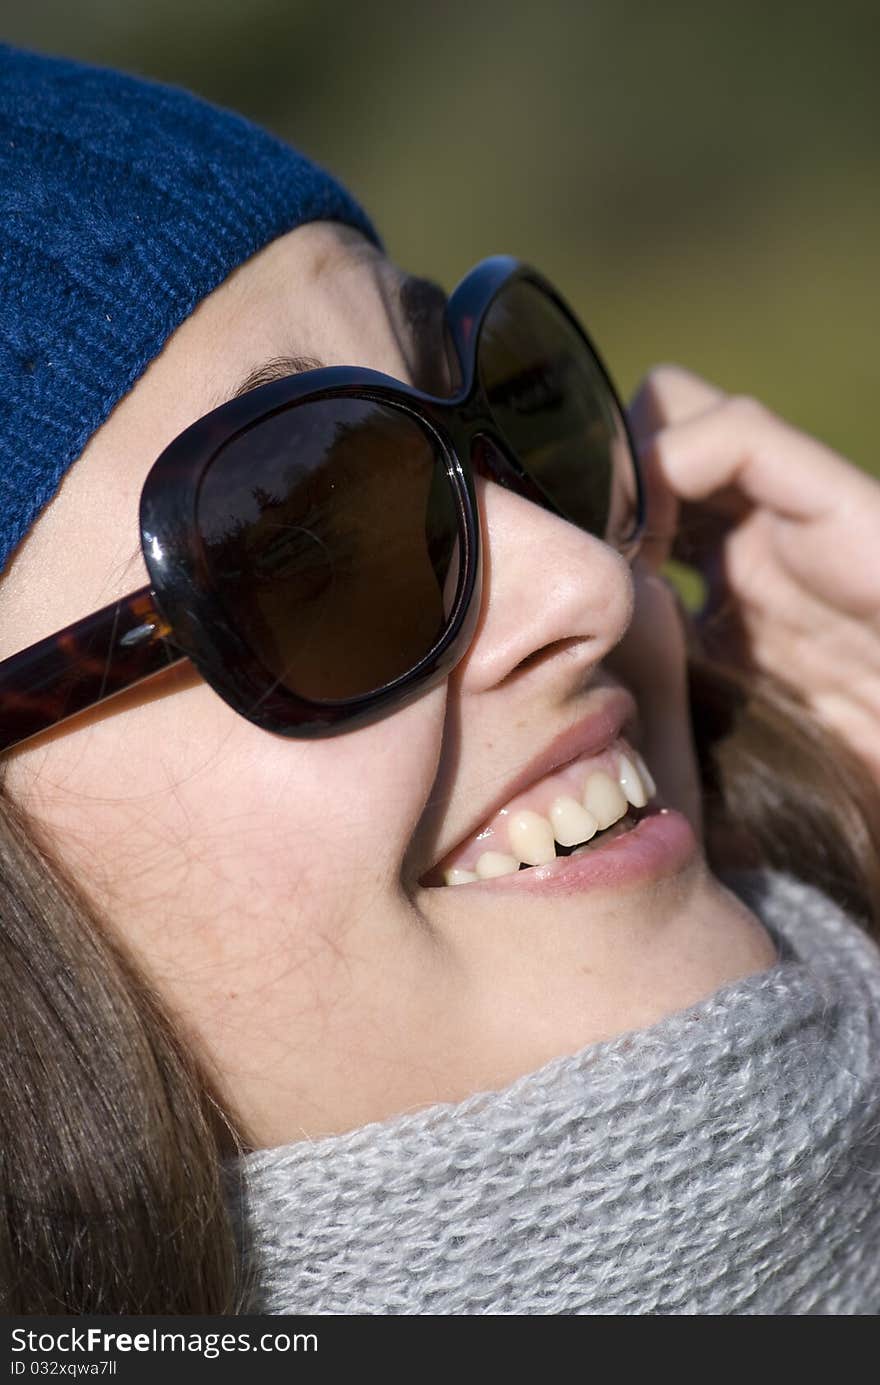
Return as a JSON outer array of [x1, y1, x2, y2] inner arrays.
[[221, 273, 450, 406], [116, 276, 452, 592], [226, 354, 326, 402], [396, 274, 451, 395]]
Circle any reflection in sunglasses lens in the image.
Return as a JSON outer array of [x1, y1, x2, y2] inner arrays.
[[196, 398, 460, 701], [477, 281, 638, 552]]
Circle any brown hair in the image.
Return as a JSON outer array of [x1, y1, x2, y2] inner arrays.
[[688, 652, 880, 934], [0, 770, 252, 1312], [1, 641, 879, 1312]]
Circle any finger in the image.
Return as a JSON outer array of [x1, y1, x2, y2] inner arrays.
[[628, 363, 726, 445], [636, 440, 679, 573], [670, 491, 753, 569], [641, 393, 871, 523], [628, 365, 729, 572]]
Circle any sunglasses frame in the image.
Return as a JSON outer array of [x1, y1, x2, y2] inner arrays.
[[0, 257, 644, 753]]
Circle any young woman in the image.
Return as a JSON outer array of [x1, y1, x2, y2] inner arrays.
[[1, 43, 879, 1315]]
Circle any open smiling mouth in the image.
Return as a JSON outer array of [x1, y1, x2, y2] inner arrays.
[[422, 738, 659, 888]]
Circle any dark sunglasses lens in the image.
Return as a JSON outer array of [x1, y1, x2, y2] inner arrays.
[[195, 398, 460, 702], [477, 280, 640, 550]]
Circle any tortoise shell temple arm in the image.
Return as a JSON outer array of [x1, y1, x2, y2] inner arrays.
[[0, 586, 185, 755]]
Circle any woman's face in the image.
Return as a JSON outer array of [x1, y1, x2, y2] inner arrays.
[[0, 223, 775, 1146]]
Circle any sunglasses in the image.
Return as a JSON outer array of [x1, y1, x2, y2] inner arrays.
[[0, 257, 644, 753]]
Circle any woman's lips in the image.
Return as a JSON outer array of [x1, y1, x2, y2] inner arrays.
[[421, 730, 655, 887], [438, 805, 698, 897], [419, 686, 640, 885]]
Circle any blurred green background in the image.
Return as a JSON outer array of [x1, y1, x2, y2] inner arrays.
[[5, 0, 878, 479]]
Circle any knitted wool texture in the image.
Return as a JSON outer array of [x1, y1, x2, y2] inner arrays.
[[230, 869, 880, 1314], [0, 44, 377, 575]]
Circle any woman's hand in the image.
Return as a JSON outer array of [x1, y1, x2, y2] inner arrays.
[[628, 364, 880, 782]]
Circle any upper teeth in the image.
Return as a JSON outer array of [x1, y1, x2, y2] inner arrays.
[[444, 748, 657, 885]]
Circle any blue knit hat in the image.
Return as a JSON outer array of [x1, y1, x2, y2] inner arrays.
[[0, 44, 379, 575]]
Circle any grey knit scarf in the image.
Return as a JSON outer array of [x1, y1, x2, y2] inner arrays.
[[228, 869, 880, 1314]]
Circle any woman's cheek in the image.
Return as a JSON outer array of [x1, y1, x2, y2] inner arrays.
[[605, 563, 705, 840]]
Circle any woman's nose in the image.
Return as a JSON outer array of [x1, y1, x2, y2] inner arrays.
[[452, 450, 636, 692]]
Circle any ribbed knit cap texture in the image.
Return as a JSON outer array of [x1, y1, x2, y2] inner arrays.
[[230, 870, 880, 1314], [0, 43, 378, 575]]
